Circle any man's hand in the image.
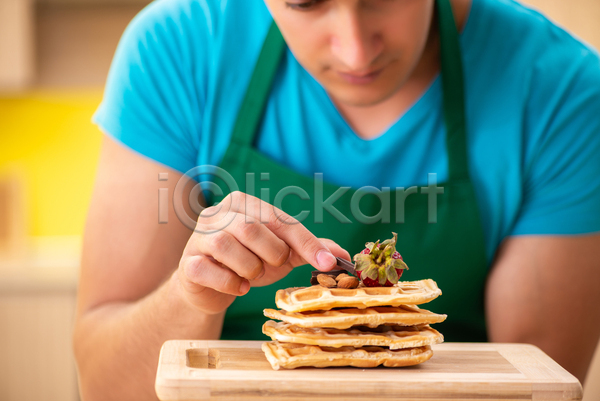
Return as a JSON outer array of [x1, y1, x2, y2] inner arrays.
[[176, 191, 349, 315], [486, 234, 600, 384], [74, 136, 350, 401]]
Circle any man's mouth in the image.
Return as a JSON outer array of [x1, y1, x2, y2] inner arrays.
[[337, 67, 384, 85]]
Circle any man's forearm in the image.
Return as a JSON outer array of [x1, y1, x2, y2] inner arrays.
[[486, 235, 600, 384], [74, 272, 225, 401]]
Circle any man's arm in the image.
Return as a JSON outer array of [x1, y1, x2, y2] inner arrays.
[[486, 234, 600, 384], [74, 136, 347, 401], [73, 136, 224, 401]]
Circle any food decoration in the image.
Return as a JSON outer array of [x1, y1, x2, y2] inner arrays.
[[261, 233, 446, 370], [354, 232, 408, 287]]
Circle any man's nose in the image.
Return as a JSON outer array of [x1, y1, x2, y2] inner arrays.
[[330, 12, 382, 71]]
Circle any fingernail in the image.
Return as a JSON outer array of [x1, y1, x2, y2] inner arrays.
[[256, 268, 266, 280], [239, 280, 250, 294], [316, 250, 336, 270]]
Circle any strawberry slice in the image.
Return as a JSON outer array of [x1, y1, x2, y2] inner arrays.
[[353, 232, 409, 287]]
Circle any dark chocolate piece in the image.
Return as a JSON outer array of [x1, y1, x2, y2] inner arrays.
[[335, 257, 357, 276]]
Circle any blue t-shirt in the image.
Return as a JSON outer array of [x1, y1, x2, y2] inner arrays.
[[94, 0, 600, 263]]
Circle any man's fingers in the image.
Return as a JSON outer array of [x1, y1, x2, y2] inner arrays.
[[319, 238, 352, 262], [181, 255, 250, 296], [223, 213, 291, 268], [195, 230, 267, 281], [214, 191, 337, 271], [263, 206, 338, 271]]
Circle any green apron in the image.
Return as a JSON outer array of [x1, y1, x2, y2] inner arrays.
[[215, 0, 488, 342]]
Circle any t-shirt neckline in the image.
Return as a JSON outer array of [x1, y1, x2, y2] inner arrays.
[[295, 0, 480, 148]]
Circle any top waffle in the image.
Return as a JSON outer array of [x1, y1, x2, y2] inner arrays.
[[275, 279, 442, 312]]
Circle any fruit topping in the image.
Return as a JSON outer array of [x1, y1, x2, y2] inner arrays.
[[353, 232, 408, 287]]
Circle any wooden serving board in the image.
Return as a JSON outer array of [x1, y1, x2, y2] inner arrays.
[[155, 341, 582, 401]]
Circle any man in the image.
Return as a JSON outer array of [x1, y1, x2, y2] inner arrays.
[[74, 0, 600, 400]]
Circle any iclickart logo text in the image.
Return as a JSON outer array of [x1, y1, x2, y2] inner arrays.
[[158, 166, 444, 234]]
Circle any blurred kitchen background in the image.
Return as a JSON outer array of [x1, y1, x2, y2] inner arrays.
[[0, 0, 599, 400]]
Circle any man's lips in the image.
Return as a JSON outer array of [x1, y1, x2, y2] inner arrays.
[[337, 67, 384, 85]]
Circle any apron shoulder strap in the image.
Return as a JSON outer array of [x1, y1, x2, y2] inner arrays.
[[437, 0, 471, 182], [230, 22, 286, 147]]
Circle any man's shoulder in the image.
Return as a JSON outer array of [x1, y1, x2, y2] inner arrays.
[[116, 0, 272, 80], [125, 0, 271, 43], [465, 0, 600, 116], [473, 0, 599, 66], [108, 0, 273, 94]]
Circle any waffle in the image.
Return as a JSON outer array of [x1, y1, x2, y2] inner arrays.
[[262, 341, 433, 370], [263, 305, 447, 329], [275, 279, 442, 312], [263, 320, 443, 350]]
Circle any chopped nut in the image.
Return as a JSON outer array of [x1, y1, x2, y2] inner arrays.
[[337, 276, 359, 289], [335, 273, 350, 282], [317, 274, 337, 288]]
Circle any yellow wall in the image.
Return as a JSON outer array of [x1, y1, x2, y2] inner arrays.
[[0, 90, 103, 237]]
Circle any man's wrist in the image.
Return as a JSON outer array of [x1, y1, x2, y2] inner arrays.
[[156, 270, 225, 338]]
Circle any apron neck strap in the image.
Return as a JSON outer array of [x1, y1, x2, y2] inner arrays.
[[229, 22, 286, 147], [231, 0, 470, 182], [436, 0, 470, 181]]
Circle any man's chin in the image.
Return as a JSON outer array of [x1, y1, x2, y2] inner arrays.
[[327, 86, 399, 108]]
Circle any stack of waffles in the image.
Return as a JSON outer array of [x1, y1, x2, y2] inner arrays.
[[261, 279, 446, 370]]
